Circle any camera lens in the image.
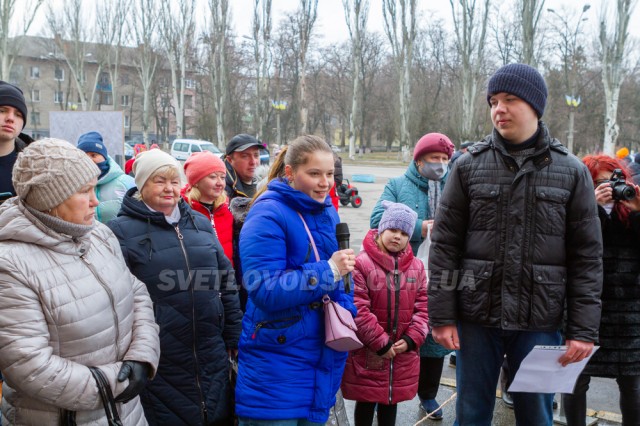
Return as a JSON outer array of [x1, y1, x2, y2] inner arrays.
[[621, 185, 636, 201]]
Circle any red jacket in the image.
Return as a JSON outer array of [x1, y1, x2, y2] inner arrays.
[[341, 229, 429, 405], [180, 188, 234, 266]]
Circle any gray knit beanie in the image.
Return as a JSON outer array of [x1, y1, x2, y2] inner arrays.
[[12, 138, 100, 211], [487, 63, 548, 118], [378, 200, 418, 236]]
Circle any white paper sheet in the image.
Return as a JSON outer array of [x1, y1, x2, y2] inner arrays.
[[508, 345, 599, 394]]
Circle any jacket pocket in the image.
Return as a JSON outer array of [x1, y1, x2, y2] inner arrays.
[[529, 264, 567, 329], [458, 258, 495, 322], [469, 184, 501, 230], [251, 314, 306, 348], [365, 348, 387, 371], [534, 187, 570, 235]]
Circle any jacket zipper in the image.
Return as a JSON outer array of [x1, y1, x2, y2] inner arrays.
[[80, 254, 121, 358], [389, 259, 400, 405], [251, 316, 302, 339], [174, 224, 208, 423]]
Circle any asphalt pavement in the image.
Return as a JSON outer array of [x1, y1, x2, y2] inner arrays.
[[335, 163, 622, 426]]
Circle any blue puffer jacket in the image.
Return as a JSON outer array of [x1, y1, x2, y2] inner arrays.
[[96, 156, 135, 224], [108, 188, 242, 425], [236, 179, 356, 424]]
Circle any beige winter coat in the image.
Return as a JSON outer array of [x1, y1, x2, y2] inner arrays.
[[0, 199, 160, 425]]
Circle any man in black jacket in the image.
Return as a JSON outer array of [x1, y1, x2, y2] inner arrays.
[[428, 64, 603, 425], [224, 133, 263, 200], [0, 81, 32, 203]]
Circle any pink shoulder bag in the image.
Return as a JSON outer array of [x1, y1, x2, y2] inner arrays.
[[297, 213, 363, 352]]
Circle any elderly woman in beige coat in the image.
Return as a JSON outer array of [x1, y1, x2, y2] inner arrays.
[[0, 138, 160, 425]]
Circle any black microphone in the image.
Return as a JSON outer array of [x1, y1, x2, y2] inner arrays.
[[336, 223, 351, 294]]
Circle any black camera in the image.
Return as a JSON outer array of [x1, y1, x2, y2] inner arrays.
[[609, 169, 636, 201]]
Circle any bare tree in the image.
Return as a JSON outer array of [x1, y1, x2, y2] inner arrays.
[[449, 0, 490, 140], [344, 0, 369, 159], [295, 0, 318, 134], [382, 0, 417, 148], [207, 0, 230, 148], [131, 0, 160, 145], [520, 0, 545, 66], [599, 0, 636, 154], [547, 4, 591, 154], [158, 0, 196, 139], [251, 0, 272, 141], [46, 0, 102, 111], [95, 0, 128, 114], [0, 0, 43, 80]]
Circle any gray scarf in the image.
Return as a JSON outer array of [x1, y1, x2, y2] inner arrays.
[[428, 180, 441, 220], [24, 204, 95, 237]]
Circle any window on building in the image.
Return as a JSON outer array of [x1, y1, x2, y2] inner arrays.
[[121, 95, 129, 106], [30, 66, 40, 79], [184, 95, 193, 108], [9, 65, 22, 85], [54, 66, 64, 81], [31, 90, 40, 102], [54, 91, 64, 103], [101, 92, 113, 105], [31, 112, 41, 125], [99, 72, 110, 86], [185, 79, 196, 89], [120, 73, 129, 85], [124, 115, 130, 128]]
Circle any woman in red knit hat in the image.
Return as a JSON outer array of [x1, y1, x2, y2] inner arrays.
[[182, 151, 234, 264]]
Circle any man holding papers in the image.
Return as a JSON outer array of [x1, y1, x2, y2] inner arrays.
[[427, 63, 603, 426]]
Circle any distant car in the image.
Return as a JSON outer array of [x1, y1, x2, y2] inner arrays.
[[331, 145, 342, 153], [260, 148, 270, 165], [170, 139, 223, 161]]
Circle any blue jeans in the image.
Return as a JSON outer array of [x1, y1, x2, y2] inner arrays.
[[238, 419, 324, 426], [454, 321, 561, 426]]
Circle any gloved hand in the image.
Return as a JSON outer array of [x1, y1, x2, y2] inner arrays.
[[115, 361, 150, 403]]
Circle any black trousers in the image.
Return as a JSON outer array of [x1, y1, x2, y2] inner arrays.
[[562, 374, 640, 426], [418, 356, 445, 400], [354, 401, 398, 426]]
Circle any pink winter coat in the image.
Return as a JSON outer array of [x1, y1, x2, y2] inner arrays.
[[341, 229, 429, 405]]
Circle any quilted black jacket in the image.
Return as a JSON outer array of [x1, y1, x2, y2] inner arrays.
[[109, 189, 242, 425], [427, 123, 603, 342]]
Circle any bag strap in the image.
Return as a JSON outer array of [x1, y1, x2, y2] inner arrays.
[[89, 367, 124, 426], [297, 212, 320, 262]]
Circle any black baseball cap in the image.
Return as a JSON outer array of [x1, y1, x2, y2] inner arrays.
[[225, 134, 263, 156]]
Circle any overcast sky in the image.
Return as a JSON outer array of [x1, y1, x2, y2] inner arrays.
[[19, 0, 639, 47]]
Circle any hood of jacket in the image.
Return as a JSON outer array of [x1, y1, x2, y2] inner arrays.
[[257, 178, 333, 214], [98, 155, 128, 185], [362, 228, 415, 273], [0, 198, 90, 255], [118, 187, 194, 226]]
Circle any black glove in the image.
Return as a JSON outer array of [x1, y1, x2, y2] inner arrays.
[[115, 361, 150, 403]]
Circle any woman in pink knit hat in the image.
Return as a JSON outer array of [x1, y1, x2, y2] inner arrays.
[[182, 151, 234, 265]]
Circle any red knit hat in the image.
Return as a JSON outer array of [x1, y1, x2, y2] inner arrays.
[[413, 133, 455, 161], [183, 151, 226, 186]]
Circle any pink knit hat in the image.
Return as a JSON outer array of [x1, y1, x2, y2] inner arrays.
[[413, 133, 455, 161], [183, 151, 226, 186]]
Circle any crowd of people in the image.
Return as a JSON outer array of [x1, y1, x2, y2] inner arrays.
[[0, 62, 639, 426]]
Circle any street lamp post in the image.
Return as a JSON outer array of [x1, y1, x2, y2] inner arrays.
[[547, 4, 591, 155], [271, 100, 287, 146]]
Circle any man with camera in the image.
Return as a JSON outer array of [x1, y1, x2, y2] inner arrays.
[[427, 64, 603, 425]]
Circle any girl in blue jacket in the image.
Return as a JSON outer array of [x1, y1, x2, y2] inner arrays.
[[236, 135, 356, 425]]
